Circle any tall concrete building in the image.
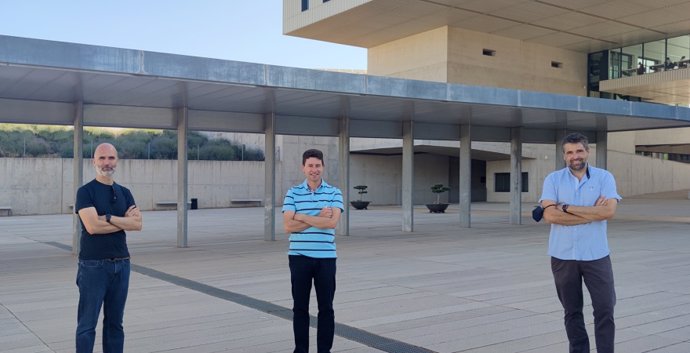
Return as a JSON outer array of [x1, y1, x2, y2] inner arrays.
[[283, 0, 690, 202]]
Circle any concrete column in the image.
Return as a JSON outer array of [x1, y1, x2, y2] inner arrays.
[[337, 116, 350, 236], [555, 129, 567, 170], [510, 128, 522, 225], [176, 107, 189, 248], [459, 124, 471, 228], [264, 113, 276, 241], [72, 101, 84, 255], [596, 130, 608, 169], [402, 121, 414, 232]]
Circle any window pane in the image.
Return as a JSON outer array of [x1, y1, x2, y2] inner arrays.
[[521, 172, 528, 193], [620, 44, 642, 77], [495, 173, 509, 192], [494, 173, 528, 192], [644, 40, 665, 72], [668, 35, 689, 69]]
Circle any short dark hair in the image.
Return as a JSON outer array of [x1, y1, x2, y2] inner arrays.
[[302, 149, 324, 166], [561, 132, 589, 151]]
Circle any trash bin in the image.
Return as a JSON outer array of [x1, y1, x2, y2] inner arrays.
[[191, 198, 198, 210]]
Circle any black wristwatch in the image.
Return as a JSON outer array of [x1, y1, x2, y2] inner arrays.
[[105, 213, 112, 223], [562, 204, 569, 214]]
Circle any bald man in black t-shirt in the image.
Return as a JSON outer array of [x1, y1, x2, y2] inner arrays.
[[74, 143, 142, 353]]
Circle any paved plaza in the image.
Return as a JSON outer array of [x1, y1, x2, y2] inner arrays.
[[1, 199, 690, 353]]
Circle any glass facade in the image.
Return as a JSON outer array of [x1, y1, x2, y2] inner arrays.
[[599, 34, 690, 80], [588, 34, 690, 100]]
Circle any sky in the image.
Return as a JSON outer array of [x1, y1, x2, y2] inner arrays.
[[0, 0, 367, 70]]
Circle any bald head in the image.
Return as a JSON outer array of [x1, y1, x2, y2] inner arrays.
[[94, 143, 118, 158], [93, 143, 118, 179]]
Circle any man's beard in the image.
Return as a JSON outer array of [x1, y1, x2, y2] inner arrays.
[[569, 159, 586, 171], [96, 167, 115, 177]]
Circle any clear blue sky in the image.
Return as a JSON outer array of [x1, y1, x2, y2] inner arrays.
[[0, 0, 367, 70]]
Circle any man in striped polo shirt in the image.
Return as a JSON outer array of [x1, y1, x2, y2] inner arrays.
[[282, 149, 344, 353]]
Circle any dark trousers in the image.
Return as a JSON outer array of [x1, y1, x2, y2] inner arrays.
[[551, 256, 616, 353], [76, 259, 130, 353], [289, 255, 336, 353]]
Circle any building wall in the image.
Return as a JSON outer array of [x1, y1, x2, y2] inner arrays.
[[349, 153, 451, 205], [486, 146, 690, 202], [628, 127, 690, 146], [367, 25, 587, 95], [447, 27, 587, 95], [368, 27, 449, 82], [608, 131, 637, 153]]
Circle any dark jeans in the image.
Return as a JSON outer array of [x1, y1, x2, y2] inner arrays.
[[551, 256, 616, 353], [289, 255, 336, 353], [76, 258, 130, 353]]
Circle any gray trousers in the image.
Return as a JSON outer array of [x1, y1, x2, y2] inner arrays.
[[551, 256, 616, 353]]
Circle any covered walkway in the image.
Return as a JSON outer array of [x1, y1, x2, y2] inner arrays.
[[2, 35, 690, 252]]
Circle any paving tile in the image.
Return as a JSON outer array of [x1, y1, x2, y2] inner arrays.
[[1, 201, 689, 352]]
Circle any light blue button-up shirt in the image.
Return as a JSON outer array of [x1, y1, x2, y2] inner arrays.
[[282, 179, 344, 259], [540, 165, 621, 261]]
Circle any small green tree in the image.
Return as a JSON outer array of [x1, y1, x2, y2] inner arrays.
[[353, 185, 368, 201], [431, 184, 450, 204]]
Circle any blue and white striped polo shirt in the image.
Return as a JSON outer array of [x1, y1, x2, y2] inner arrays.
[[282, 179, 344, 258]]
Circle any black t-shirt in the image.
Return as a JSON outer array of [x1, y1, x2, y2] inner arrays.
[[75, 179, 135, 260]]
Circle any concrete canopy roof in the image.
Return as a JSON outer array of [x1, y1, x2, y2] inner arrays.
[[285, 0, 690, 53], [2, 35, 690, 142]]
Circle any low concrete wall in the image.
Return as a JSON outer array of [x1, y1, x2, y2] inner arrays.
[[3, 149, 688, 215], [609, 150, 690, 197], [0, 158, 281, 215]]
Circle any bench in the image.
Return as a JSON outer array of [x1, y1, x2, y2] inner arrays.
[[230, 199, 262, 207], [0, 206, 11, 216], [155, 201, 191, 210]]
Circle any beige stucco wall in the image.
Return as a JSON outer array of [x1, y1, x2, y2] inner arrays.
[[368, 26, 449, 82], [447, 27, 587, 95], [368, 25, 587, 95]]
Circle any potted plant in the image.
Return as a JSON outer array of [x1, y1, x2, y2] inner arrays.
[[426, 184, 450, 213], [350, 185, 370, 210]]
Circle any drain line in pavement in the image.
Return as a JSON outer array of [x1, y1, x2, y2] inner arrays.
[[46, 241, 437, 353]]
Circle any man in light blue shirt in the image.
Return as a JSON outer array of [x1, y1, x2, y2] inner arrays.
[[540, 132, 620, 353], [283, 149, 343, 353]]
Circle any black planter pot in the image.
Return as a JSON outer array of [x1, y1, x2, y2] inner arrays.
[[350, 201, 370, 210], [426, 203, 449, 213]]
